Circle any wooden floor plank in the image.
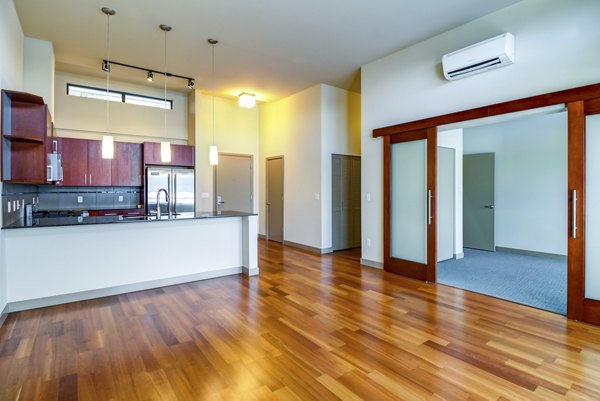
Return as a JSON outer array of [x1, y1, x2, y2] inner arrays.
[[1, 240, 600, 400]]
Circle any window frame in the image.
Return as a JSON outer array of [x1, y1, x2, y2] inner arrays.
[[66, 83, 173, 110]]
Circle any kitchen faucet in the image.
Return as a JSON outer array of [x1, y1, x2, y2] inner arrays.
[[156, 188, 170, 219]]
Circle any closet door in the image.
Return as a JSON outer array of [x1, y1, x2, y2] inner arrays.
[[384, 128, 437, 282]]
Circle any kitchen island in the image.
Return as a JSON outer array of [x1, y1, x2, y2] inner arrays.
[[1, 211, 259, 312]]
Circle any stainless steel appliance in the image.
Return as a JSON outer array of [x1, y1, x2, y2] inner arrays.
[[146, 166, 195, 217], [46, 139, 63, 182]]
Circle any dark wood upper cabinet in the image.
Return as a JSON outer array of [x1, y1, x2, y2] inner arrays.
[[143, 142, 194, 167], [1, 90, 49, 183], [87, 140, 112, 186], [60, 137, 88, 186], [112, 142, 142, 186]]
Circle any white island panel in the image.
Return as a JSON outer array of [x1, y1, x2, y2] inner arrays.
[[3, 215, 258, 310]]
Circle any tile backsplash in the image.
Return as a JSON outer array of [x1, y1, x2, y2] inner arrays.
[[2, 183, 142, 226]]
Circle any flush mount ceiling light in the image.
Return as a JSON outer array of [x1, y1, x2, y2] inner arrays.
[[160, 24, 172, 163], [101, 7, 115, 160], [238, 92, 256, 109], [146, 71, 154, 82], [208, 38, 219, 166], [187, 79, 195, 89]]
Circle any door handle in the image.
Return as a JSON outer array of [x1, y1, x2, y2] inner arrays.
[[484, 204, 496, 209], [427, 190, 432, 225], [572, 189, 577, 239], [84, 174, 87, 185]]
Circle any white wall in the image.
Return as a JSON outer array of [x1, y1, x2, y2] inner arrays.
[[437, 129, 463, 257], [321, 85, 361, 250], [361, 0, 600, 264], [259, 85, 323, 249], [23, 37, 55, 116], [193, 92, 260, 213], [54, 71, 189, 144], [0, 0, 24, 316], [463, 111, 568, 255]]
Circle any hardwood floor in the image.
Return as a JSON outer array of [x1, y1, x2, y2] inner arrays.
[[2, 240, 600, 400]]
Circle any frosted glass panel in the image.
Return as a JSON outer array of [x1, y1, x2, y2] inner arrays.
[[391, 140, 427, 263], [586, 114, 600, 301]]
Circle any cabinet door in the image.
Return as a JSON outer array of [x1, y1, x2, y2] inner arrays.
[[142, 142, 195, 167], [112, 142, 142, 186], [172, 144, 194, 167], [60, 138, 88, 186], [87, 140, 112, 186]]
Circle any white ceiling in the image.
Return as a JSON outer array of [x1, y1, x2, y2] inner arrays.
[[14, 0, 520, 102]]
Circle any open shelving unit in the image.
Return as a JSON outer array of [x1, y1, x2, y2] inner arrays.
[[1, 90, 50, 183]]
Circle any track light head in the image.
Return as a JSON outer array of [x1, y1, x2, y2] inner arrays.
[[147, 71, 154, 82], [102, 60, 110, 72], [101, 7, 116, 16], [187, 79, 195, 89]]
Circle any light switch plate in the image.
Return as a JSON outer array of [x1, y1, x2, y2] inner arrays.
[[77, 196, 84, 203], [118, 195, 124, 202], [201, 192, 209, 199], [314, 193, 320, 200], [366, 193, 372, 202]]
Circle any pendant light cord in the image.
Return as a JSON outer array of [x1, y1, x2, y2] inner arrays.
[[211, 42, 215, 146], [164, 29, 168, 140], [105, 13, 110, 136]]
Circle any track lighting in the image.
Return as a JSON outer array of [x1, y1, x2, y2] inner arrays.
[[102, 60, 195, 89]]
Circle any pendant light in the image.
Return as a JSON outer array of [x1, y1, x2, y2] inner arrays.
[[208, 39, 219, 166], [160, 24, 172, 163], [101, 7, 115, 159]]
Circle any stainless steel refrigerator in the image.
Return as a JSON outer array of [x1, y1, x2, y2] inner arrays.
[[146, 166, 195, 217]]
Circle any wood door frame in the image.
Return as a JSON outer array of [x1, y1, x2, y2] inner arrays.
[[569, 97, 600, 324], [383, 127, 437, 282], [375, 82, 600, 324], [266, 156, 284, 242], [213, 152, 254, 211]]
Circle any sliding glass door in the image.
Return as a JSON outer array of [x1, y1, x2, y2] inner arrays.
[[569, 98, 600, 324], [384, 128, 437, 281]]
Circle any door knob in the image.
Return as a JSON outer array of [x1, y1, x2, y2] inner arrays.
[[484, 204, 495, 209]]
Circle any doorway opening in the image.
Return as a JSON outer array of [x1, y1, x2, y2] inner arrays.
[[436, 107, 568, 314]]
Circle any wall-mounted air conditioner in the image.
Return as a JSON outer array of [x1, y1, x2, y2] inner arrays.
[[442, 33, 515, 80]]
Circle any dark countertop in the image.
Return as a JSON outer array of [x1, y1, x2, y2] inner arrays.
[[2, 210, 257, 229]]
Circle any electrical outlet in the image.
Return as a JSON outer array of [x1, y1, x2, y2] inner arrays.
[[118, 195, 124, 202], [314, 193, 320, 200], [366, 238, 372, 247], [77, 196, 84, 203], [366, 192, 371, 202]]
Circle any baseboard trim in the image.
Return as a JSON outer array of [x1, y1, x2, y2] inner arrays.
[[0, 304, 8, 328], [258, 234, 266, 240], [496, 246, 567, 261], [360, 258, 383, 270], [7, 267, 243, 313], [454, 252, 465, 260], [243, 266, 260, 276], [283, 240, 332, 254]]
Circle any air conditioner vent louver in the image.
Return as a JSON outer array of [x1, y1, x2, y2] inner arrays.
[[442, 33, 515, 80], [447, 57, 502, 78]]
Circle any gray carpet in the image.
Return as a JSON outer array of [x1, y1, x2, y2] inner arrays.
[[438, 248, 567, 315]]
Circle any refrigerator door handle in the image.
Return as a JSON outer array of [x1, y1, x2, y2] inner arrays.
[[173, 172, 177, 215]]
